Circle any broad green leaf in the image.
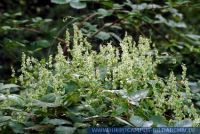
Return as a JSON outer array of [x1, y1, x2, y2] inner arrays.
[[150, 115, 166, 125], [64, 81, 79, 93], [7, 94, 25, 106], [129, 115, 144, 127], [174, 119, 192, 127], [128, 90, 149, 105], [1, 26, 11, 30], [32, 99, 60, 108], [130, 90, 149, 101], [0, 116, 11, 123], [167, 20, 187, 28], [97, 8, 111, 17], [186, 34, 200, 41], [188, 82, 200, 93], [101, 1, 114, 8], [32, 40, 50, 49], [9, 121, 24, 134], [70, 2, 87, 9], [110, 32, 122, 42], [42, 118, 72, 125], [55, 126, 76, 134], [103, 89, 148, 105], [95, 31, 110, 40], [41, 93, 57, 103], [0, 84, 19, 90]]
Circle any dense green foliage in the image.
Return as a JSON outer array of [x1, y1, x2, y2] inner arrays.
[[0, 0, 200, 133], [0, 27, 199, 133], [1, 0, 200, 82]]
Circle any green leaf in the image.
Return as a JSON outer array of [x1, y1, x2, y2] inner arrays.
[[129, 115, 144, 127], [174, 119, 193, 127], [0, 116, 11, 123], [32, 99, 60, 108], [128, 90, 149, 105], [188, 82, 200, 93], [95, 31, 110, 40], [70, 2, 87, 9], [0, 84, 19, 91], [167, 20, 187, 28], [64, 81, 79, 93], [42, 118, 72, 125], [32, 40, 50, 49], [55, 126, 76, 134], [186, 34, 200, 41], [130, 90, 149, 101], [51, 0, 69, 4], [97, 8, 111, 17], [40, 93, 57, 103], [150, 115, 166, 125], [1, 26, 11, 30], [103, 89, 148, 105], [110, 32, 122, 42], [9, 121, 24, 134], [7, 94, 25, 106]]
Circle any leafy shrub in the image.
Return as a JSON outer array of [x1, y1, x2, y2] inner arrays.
[[51, 0, 200, 80], [0, 26, 199, 133]]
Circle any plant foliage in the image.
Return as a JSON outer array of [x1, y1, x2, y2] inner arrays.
[[0, 26, 199, 133]]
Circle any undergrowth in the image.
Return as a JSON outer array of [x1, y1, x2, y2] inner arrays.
[[0, 25, 199, 133]]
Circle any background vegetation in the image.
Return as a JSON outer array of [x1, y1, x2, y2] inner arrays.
[[0, 0, 200, 133]]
